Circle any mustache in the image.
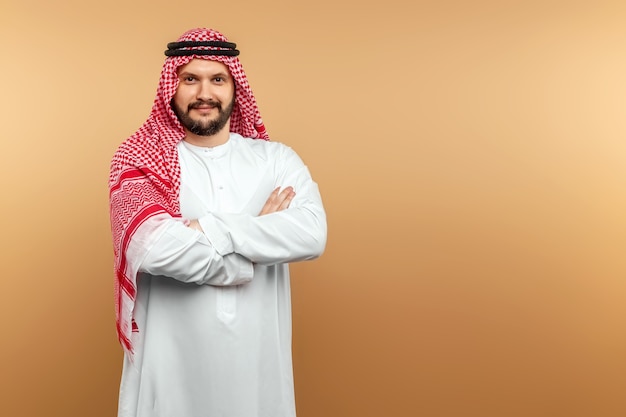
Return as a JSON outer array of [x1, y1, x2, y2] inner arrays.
[[188, 100, 222, 111]]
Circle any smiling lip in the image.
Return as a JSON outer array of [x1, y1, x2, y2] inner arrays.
[[193, 106, 215, 113]]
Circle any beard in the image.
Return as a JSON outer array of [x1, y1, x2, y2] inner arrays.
[[172, 96, 235, 136]]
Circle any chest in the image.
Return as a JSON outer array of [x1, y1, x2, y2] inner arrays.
[[177, 145, 277, 218]]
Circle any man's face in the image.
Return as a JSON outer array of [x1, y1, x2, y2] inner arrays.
[[172, 59, 235, 136]]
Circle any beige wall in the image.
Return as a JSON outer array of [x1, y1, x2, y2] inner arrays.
[[2, 1, 625, 416]]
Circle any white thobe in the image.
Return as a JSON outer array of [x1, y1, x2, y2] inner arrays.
[[117, 134, 327, 417]]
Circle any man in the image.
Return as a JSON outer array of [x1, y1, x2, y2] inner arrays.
[[109, 27, 327, 417]]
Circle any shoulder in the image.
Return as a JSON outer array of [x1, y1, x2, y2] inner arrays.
[[230, 133, 299, 160], [109, 131, 167, 185], [111, 136, 145, 172]]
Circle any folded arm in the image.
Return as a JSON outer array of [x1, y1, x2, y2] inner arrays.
[[197, 147, 327, 265], [131, 215, 254, 286]]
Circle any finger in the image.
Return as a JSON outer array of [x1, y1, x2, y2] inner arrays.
[[267, 186, 281, 203], [277, 190, 295, 211], [187, 219, 204, 232], [277, 186, 293, 201], [259, 187, 281, 215], [274, 187, 293, 209]]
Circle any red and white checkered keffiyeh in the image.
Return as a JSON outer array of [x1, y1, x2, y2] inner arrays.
[[109, 28, 269, 356]]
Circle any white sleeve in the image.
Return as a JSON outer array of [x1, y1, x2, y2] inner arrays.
[[197, 146, 327, 265], [129, 214, 254, 286]]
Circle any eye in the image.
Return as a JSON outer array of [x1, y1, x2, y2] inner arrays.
[[214, 77, 224, 83]]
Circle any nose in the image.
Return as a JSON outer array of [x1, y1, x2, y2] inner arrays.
[[196, 80, 214, 101]]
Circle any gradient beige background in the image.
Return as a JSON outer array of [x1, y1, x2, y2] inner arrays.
[[1, 1, 625, 416]]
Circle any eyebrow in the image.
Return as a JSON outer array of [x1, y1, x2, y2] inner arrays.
[[178, 71, 230, 79]]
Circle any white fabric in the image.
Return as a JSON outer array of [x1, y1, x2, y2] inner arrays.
[[117, 134, 326, 417]]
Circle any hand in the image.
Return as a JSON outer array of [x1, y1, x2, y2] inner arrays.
[[258, 186, 295, 216], [187, 219, 204, 232]]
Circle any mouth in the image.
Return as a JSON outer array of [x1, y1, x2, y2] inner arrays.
[[190, 101, 220, 111], [190, 105, 219, 117]]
